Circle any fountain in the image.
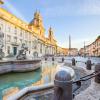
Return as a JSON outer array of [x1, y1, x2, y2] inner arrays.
[[16, 43, 28, 60], [7, 65, 75, 100], [0, 31, 41, 74]]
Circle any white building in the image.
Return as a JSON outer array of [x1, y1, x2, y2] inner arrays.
[[0, 8, 58, 57]]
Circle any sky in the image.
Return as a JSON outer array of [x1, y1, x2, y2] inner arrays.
[[1, 0, 100, 49]]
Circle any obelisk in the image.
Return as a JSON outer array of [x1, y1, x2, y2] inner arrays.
[[69, 35, 71, 56]]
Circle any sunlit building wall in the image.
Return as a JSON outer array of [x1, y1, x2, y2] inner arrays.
[[79, 36, 100, 57], [68, 48, 78, 56], [0, 7, 68, 57]]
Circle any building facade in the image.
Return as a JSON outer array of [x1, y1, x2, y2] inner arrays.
[[79, 36, 100, 57], [56, 46, 68, 56], [79, 48, 84, 56], [93, 36, 100, 56], [0, 3, 68, 57], [68, 48, 78, 56]]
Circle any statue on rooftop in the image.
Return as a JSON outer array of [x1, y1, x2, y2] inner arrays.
[[0, 29, 4, 60], [16, 43, 28, 60]]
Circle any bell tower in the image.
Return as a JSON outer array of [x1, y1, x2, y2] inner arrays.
[[33, 11, 43, 27], [29, 11, 45, 37], [48, 27, 54, 41]]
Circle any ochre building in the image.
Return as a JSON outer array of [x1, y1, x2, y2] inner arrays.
[[79, 36, 100, 57]]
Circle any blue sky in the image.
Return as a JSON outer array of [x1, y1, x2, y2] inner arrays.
[[1, 0, 100, 49]]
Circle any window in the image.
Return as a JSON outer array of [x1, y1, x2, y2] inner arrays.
[[0, 27, 1, 31], [20, 39, 22, 44], [29, 33, 31, 39], [7, 35, 11, 42], [20, 29, 23, 37], [0, 24, 3, 30], [40, 44, 42, 53], [8, 26, 10, 32], [32, 41, 34, 47], [15, 27, 17, 34], [25, 31, 28, 39], [25, 40, 27, 45], [7, 46, 10, 54], [14, 37, 17, 43], [29, 41, 31, 47]]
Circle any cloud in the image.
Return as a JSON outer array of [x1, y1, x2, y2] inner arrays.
[[79, 0, 100, 15], [43, 0, 100, 18]]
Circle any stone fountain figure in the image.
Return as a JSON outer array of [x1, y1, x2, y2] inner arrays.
[[16, 43, 28, 60], [0, 29, 4, 60], [33, 38, 38, 58]]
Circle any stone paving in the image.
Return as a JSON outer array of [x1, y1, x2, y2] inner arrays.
[[64, 63, 91, 96], [20, 63, 92, 100], [30, 63, 100, 100], [3, 57, 100, 100], [74, 79, 100, 100]]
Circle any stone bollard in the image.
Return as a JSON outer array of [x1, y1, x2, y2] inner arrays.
[[52, 57, 54, 61], [62, 57, 64, 62], [53, 70, 73, 100], [45, 57, 47, 61], [86, 59, 92, 70], [72, 58, 76, 66], [95, 63, 100, 83]]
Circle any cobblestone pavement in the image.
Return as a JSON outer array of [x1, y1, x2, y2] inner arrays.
[[23, 64, 91, 100], [64, 63, 91, 96], [74, 80, 100, 100]]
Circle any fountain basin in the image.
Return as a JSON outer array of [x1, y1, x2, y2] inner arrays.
[[0, 59, 41, 74], [7, 65, 75, 100]]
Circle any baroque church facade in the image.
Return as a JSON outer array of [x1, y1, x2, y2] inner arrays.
[[0, 1, 68, 57]]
